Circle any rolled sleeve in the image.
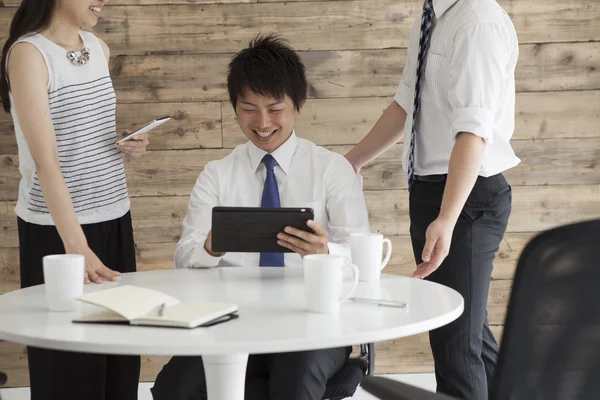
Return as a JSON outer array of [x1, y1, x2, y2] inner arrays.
[[450, 106, 495, 143], [394, 78, 413, 113], [194, 246, 223, 268], [449, 22, 511, 143]]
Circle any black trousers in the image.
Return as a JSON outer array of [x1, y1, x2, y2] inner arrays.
[[18, 212, 141, 400], [151, 347, 351, 400], [410, 174, 511, 400]]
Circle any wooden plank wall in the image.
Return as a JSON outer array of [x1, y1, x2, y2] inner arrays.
[[1, 0, 599, 388]]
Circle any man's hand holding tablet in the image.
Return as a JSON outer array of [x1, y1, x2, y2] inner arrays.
[[209, 207, 328, 257]]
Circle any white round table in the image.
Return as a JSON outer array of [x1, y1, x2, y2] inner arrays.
[[0, 268, 463, 400]]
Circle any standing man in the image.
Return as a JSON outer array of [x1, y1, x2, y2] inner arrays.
[[345, 0, 519, 398]]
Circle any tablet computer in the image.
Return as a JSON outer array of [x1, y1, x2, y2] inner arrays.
[[211, 207, 315, 253]]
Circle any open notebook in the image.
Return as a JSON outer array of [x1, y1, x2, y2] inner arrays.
[[73, 285, 238, 329]]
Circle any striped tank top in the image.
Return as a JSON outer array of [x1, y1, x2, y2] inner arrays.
[[9, 31, 130, 225]]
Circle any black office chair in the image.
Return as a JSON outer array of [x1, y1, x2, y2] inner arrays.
[[361, 219, 600, 400], [0, 369, 6, 400]]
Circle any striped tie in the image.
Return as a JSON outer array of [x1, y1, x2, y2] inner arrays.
[[407, 0, 435, 192]]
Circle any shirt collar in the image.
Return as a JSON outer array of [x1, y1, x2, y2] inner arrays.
[[433, 0, 459, 17], [248, 131, 298, 175]]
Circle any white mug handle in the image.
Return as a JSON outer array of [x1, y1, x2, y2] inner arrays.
[[340, 262, 360, 303], [380, 238, 392, 271]]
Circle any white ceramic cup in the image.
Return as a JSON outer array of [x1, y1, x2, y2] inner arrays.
[[43, 254, 85, 312], [303, 254, 359, 314], [350, 233, 392, 282]]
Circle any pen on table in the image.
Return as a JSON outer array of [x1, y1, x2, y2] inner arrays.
[[349, 297, 407, 309], [158, 303, 166, 316]]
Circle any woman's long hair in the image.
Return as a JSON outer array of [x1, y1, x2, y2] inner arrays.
[[0, 0, 55, 112]]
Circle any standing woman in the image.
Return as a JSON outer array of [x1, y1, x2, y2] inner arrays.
[[0, 0, 149, 399]]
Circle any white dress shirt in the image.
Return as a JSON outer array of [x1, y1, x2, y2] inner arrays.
[[175, 132, 370, 268], [395, 0, 521, 177]]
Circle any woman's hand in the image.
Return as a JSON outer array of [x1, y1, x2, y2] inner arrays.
[[116, 130, 150, 158], [66, 243, 120, 284]]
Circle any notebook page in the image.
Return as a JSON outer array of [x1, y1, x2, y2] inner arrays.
[[78, 285, 180, 320]]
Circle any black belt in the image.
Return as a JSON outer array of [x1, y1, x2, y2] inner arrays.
[[415, 173, 503, 183], [414, 174, 447, 183]]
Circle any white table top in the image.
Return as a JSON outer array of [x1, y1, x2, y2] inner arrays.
[[0, 268, 463, 356]]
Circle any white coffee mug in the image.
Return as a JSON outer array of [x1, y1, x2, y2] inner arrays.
[[303, 254, 359, 314], [350, 233, 392, 282], [43, 254, 85, 312]]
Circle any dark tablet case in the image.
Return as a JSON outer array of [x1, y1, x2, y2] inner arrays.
[[211, 207, 314, 253]]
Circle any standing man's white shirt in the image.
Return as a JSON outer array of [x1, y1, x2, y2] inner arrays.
[[175, 132, 370, 268], [395, 0, 521, 177]]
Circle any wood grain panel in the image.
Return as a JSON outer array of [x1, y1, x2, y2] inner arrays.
[[0, 340, 28, 388], [5, 87, 594, 158], [0, 1, 411, 55], [2, 89, 598, 155], [106, 42, 600, 103], [1, 185, 599, 247], [3, 138, 598, 200], [107, 49, 403, 102], [363, 185, 600, 236], [93, 1, 414, 55], [223, 90, 600, 148], [2, 1, 597, 51], [515, 90, 600, 140], [0, 246, 19, 294]]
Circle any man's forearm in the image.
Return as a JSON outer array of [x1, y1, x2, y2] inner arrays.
[[345, 101, 407, 171], [439, 132, 487, 222]]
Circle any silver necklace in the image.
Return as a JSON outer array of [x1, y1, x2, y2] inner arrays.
[[66, 46, 91, 66]]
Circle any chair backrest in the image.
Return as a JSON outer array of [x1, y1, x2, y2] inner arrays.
[[491, 219, 600, 400], [0, 370, 6, 400]]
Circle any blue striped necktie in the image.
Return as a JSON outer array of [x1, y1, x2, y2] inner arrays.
[[259, 154, 284, 267], [407, 0, 435, 192]]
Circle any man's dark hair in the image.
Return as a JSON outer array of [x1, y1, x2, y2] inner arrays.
[[227, 34, 308, 112]]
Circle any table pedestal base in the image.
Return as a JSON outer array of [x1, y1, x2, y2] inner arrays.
[[203, 353, 249, 400]]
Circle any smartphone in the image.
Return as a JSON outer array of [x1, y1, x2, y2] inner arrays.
[[116, 116, 172, 143]]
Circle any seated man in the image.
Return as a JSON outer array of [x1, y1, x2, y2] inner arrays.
[[151, 34, 370, 400]]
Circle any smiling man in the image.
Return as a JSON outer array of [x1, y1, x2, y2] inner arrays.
[[151, 34, 370, 400]]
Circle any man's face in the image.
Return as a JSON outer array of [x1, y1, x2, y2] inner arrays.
[[235, 89, 297, 153]]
